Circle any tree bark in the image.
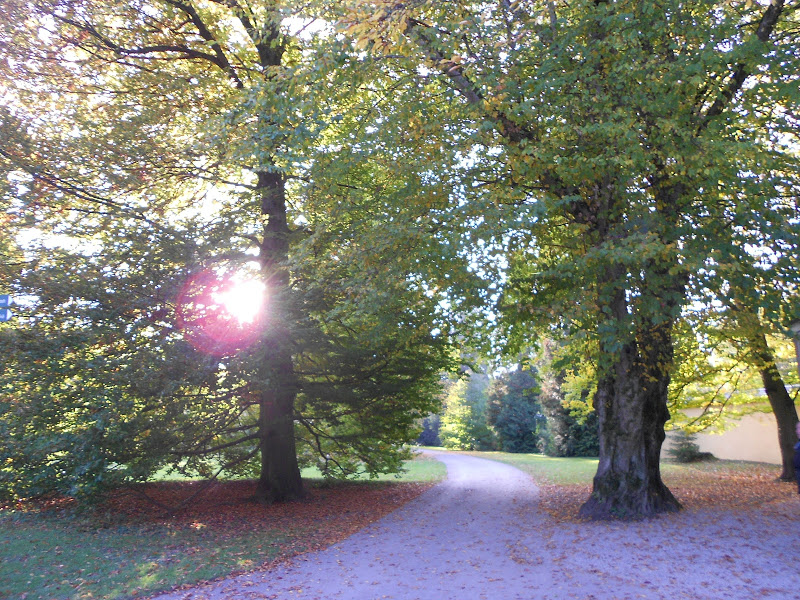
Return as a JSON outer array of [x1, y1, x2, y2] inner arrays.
[[749, 326, 798, 482], [253, 170, 303, 502], [255, 378, 303, 502], [579, 284, 681, 520]]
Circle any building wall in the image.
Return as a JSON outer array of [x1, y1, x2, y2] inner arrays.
[[664, 411, 782, 465]]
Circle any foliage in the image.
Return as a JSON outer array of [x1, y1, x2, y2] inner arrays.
[[0, 220, 235, 501], [487, 367, 543, 453], [539, 409, 601, 459], [292, 266, 455, 478], [289, 111, 465, 476], [0, 186, 453, 501], [669, 319, 798, 425], [668, 297, 798, 478], [439, 375, 495, 451]]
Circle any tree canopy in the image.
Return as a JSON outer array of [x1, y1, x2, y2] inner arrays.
[[344, 0, 800, 517], [0, 0, 459, 503], [1, 0, 799, 519]]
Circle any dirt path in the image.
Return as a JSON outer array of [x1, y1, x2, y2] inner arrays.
[[151, 451, 800, 600]]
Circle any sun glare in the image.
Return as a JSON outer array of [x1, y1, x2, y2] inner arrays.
[[214, 278, 266, 323], [176, 269, 268, 355]]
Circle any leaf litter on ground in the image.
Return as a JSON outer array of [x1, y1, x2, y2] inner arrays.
[[1, 479, 436, 600], [3, 456, 796, 599], [538, 459, 796, 522]]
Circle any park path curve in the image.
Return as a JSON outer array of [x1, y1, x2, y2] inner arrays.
[[150, 450, 800, 600]]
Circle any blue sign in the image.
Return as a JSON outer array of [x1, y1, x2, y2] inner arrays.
[[0, 308, 11, 322], [0, 295, 9, 308]]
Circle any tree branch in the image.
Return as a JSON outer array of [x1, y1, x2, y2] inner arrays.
[[163, 0, 245, 88], [407, 17, 531, 143], [699, 0, 787, 129], [0, 147, 166, 228], [52, 2, 244, 89]]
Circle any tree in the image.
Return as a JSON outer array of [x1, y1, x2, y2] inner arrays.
[[0, 0, 311, 502], [344, 0, 799, 518], [439, 374, 494, 450], [487, 366, 542, 453], [439, 380, 475, 450], [668, 169, 800, 480], [706, 201, 800, 482], [0, 1, 457, 503], [536, 340, 599, 457]]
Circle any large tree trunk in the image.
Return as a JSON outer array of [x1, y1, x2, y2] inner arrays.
[[578, 180, 687, 519], [255, 368, 303, 502], [579, 286, 681, 520], [749, 326, 798, 482], [253, 170, 303, 502]]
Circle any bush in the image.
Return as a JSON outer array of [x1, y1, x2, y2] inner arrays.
[[487, 367, 542, 453], [417, 414, 441, 446], [667, 431, 715, 463]]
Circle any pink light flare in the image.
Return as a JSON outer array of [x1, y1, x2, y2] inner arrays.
[[175, 269, 267, 356]]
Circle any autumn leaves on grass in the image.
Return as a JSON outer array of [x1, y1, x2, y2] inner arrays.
[[538, 461, 793, 522]]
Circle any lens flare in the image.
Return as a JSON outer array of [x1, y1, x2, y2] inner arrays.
[[214, 279, 266, 324], [175, 270, 266, 356]]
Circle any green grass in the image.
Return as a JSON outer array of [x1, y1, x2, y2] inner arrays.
[[442, 448, 783, 488], [0, 516, 289, 600], [301, 451, 447, 483], [454, 450, 600, 485], [0, 455, 443, 600]]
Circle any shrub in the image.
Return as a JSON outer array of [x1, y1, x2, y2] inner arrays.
[[667, 431, 715, 463]]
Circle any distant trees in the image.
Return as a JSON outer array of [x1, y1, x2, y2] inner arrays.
[[439, 376, 494, 451], [537, 343, 600, 458], [487, 368, 542, 454], [428, 357, 598, 457]]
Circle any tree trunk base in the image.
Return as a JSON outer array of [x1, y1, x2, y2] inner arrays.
[[251, 478, 305, 504], [578, 483, 681, 520]]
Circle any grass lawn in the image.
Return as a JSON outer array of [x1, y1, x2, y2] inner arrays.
[[0, 454, 445, 600], [0, 516, 288, 600], [459, 450, 599, 485], [300, 450, 446, 483], [4, 449, 790, 599]]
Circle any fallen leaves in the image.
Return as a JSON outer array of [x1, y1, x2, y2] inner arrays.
[[2, 479, 436, 599], [537, 461, 795, 522]]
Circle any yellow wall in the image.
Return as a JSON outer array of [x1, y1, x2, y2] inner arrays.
[[665, 411, 782, 464]]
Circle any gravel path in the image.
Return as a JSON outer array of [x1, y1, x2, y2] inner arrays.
[[151, 451, 800, 600]]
